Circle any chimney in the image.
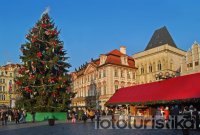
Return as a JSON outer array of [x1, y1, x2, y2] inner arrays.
[[120, 46, 126, 54]]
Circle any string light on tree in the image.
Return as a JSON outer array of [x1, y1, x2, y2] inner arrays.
[[15, 9, 75, 112]]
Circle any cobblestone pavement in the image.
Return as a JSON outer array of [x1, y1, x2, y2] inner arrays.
[[0, 121, 199, 135]]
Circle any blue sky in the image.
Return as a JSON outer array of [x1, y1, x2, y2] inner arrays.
[[0, 0, 200, 71]]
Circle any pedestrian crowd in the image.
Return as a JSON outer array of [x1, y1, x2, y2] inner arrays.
[[0, 108, 27, 126], [66, 108, 113, 123], [153, 105, 199, 126]]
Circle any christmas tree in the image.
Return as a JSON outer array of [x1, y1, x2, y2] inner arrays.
[[15, 12, 75, 112]]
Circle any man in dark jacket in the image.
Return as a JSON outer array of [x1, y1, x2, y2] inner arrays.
[[2, 110, 8, 125]]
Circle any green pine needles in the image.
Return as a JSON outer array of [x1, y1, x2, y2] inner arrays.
[[15, 13, 75, 112]]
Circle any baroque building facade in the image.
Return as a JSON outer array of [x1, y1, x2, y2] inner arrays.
[[0, 63, 20, 108], [181, 41, 200, 75], [71, 46, 137, 109], [133, 26, 186, 84]]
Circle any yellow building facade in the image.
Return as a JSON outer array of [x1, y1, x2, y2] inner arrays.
[[181, 41, 200, 75], [0, 63, 20, 108], [71, 46, 137, 110], [133, 26, 186, 84]]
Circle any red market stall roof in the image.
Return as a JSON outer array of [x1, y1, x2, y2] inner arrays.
[[106, 73, 200, 105]]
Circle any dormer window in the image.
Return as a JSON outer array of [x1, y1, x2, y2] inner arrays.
[[100, 54, 107, 65], [121, 55, 128, 65]]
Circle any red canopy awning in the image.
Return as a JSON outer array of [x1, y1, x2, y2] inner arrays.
[[107, 73, 200, 105]]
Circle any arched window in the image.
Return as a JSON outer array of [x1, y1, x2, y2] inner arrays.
[[158, 61, 162, 71], [114, 68, 118, 77], [114, 85, 118, 91], [121, 70, 124, 78], [170, 60, 173, 70], [103, 69, 106, 77], [127, 71, 131, 79], [141, 65, 144, 74], [132, 72, 136, 79], [149, 64, 153, 73], [153, 62, 156, 72]]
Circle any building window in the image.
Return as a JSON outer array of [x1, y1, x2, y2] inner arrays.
[[170, 63, 173, 70], [0, 94, 5, 100], [158, 61, 162, 71], [103, 86, 106, 95], [3, 86, 5, 92], [0, 79, 2, 83], [121, 70, 124, 78], [114, 69, 118, 77], [10, 73, 12, 77], [115, 85, 118, 91], [0, 86, 2, 91], [141, 66, 144, 74], [85, 88, 88, 97], [127, 71, 131, 79], [94, 74, 96, 80], [3, 79, 5, 83], [1, 72, 3, 76], [195, 61, 199, 66], [187, 63, 193, 68], [132, 72, 136, 79], [149, 64, 152, 73], [170, 60, 173, 70], [80, 89, 82, 97], [98, 87, 101, 96], [123, 57, 128, 65], [99, 71, 101, 79], [91, 75, 93, 81], [103, 70, 106, 77]]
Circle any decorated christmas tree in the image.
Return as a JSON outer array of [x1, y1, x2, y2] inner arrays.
[[15, 11, 75, 112]]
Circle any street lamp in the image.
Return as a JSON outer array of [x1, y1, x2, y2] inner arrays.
[[9, 94, 11, 108], [8, 80, 12, 109], [155, 72, 175, 80], [95, 88, 100, 110]]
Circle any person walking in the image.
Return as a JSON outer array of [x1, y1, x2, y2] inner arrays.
[[22, 110, 27, 123], [182, 106, 190, 135], [7, 109, 13, 122], [164, 107, 170, 129], [19, 110, 24, 123], [89, 110, 95, 122], [71, 111, 76, 123], [66, 110, 69, 123], [14, 110, 20, 124], [82, 111, 87, 123], [2, 109, 8, 126], [31, 110, 36, 123]]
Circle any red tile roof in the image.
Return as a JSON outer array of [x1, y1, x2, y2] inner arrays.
[[74, 49, 136, 75], [96, 49, 136, 68]]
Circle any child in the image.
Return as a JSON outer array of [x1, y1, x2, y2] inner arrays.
[[71, 113, 76, 123]]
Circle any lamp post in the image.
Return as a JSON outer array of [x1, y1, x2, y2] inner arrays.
[[155, 72, 175, 81], [9, 93, 11, 108], [9, 80, 12, 109], [95, 89, 100, 110]]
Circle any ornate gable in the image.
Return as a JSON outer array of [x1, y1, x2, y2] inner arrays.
[[84, 63, 97, 74]]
